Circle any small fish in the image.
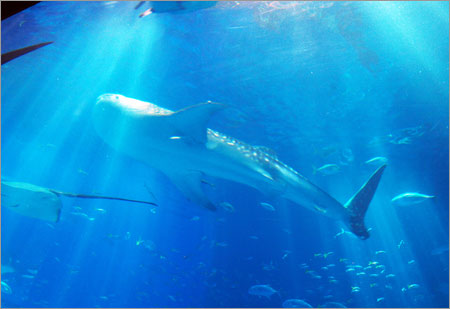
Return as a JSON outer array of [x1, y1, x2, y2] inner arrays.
[[376, 297, 385, 302], [356, 272, 366, 276], [375, 250, 386, 255], [345, 268, 355, 272], [215, 242, 228, 247], [407, 260, 415, 264], [368, 261, 379, 265], [334, 228, 354, 238], [260, 202, 275, 211], [370, 283, 378, 288], [398, 239, 405, 249], [408, 284, 420, 289], [385, 284, 393, 289], [99, 296, 108, 300], [391, 192, 435, 206], [312, 275, 322, 279], [329, 279, 338, 284], [314, 253, 323, 257], [386, 274, 396, 278], [27, 269, 38, 275], [248, 284, 278, 298], [351, 286, 360, 293], [1, 281, 12, 294], [401, 287, 407, 292], [299, 263, 308, 269], [339, 258, 348, 263], [323, 252, 334, 258], [321, 267, 329, 271], [22, 275, 34, 279], [46, 223, 55, 229], [282, 299, 312, 308], [70, 212, 89, 219], [219, 202, 235, 213], [326, 264, 335, 267], [314, 164, 340, 175], [77, 169, 88, 175], [375, 265, 385, 269], [365, 157, 388, 165], [369, 274, 379, 278], [282, 250, 291, 260], [95, 208, 106, 213], [191, 216, 200, 221]]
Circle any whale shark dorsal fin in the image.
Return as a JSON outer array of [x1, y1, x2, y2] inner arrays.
[[169, 102, 226, 144], [166, 171, 217, 211]]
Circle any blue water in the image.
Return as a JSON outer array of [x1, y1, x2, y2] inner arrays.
[[1, 1, 448, 308]]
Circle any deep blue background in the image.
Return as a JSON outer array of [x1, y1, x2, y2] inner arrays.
[[1, 1, 449, 308]]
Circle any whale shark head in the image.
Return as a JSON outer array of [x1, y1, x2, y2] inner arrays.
[[93, 93, 176, 152], [94, 94, 152, 118], [93, 94, 153, 146]]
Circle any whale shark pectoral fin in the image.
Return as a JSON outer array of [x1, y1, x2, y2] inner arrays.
[[167, 171, 216, 211], [169, 102, 226, 144]]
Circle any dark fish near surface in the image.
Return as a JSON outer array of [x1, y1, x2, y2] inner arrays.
[[137, 1, 217, 18], [1, 41, 53, 65]]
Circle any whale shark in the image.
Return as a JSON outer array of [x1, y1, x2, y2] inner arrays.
[[1, 181, 157, 222], [93, 94, 386, 239]]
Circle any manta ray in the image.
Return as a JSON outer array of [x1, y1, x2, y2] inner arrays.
[[93, 94, 386, 239], [1, 181, 157, 222]]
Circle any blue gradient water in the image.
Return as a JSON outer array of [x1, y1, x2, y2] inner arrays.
[[1, 1, 448, 308]]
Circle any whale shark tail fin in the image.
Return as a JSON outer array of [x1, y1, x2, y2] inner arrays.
[[344, 165, 387, 240]]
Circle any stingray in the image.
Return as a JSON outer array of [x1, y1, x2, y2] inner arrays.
[[1, 181, 157, 222]]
